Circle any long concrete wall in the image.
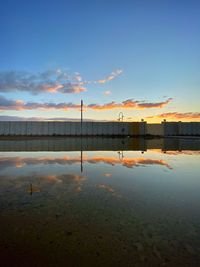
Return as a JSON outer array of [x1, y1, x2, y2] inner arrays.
[[0, 121, 146, 136], [0, 121, 200, 136], [147, 123, 164, 136], [147, 122, 200, 136], [163, 122, 200, 136]]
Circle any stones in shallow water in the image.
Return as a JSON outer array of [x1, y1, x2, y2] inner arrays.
[[135, 242, 144, 251], [55, 214, 61, 219], [185, 244, 195, 255], [153, 246, 162, 259], [65, 231, 72, 236]]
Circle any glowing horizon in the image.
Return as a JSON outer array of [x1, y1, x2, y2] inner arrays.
[[0, 1, 199, 123]]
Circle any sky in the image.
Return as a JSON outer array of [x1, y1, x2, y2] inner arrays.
[[0, 0, 200, 122]]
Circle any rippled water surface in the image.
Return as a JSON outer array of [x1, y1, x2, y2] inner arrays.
[[0, 137, 200, 267]]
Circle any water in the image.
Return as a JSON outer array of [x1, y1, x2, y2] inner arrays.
[[0, 137, 200, 267]]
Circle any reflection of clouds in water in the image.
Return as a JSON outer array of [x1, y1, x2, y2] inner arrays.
[[0, 173, 86, 194], [104, 173, 112, 178], [88, 157, 172, 169], [149, 149, 200, 155], [97, 184, 121, 197], [164, 151, 200, 156], [0, 155, 172, 171], [27, 184, 40, 194]]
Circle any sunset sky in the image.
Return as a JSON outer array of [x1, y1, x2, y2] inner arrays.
[[0, 0, 200, 122]]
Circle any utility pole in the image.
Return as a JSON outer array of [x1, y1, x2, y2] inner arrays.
[[81, 100, 83, 136], [80, 100, 83, 172], [81, 100, 83, 124]]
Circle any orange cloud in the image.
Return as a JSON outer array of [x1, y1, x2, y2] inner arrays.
[[137, 98, 173, 109], [0, 95, 172, 111], [87, 98, 172, 111], [149, 149, 200, 155], [104, 173, 112, 177], [87, 156, 172, 169], [1, 173, 86, 194], [97, 184, 120, 197], [96, 69, 123, 84], [0, 155, 172, 170], [146, 112, 200, 120]]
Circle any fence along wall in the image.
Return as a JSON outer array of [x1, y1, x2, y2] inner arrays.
[[0, 121, 146, 136]]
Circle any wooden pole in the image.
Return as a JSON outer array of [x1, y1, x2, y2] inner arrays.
[[81, 100, 83, 123], [80, 100, 83, 171], [81, 100, 83, 136]]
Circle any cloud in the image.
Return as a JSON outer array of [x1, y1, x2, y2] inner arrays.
[[87, 98, 172, 110], [0, 155, 172, 171], [0, 115, 96, 121], [0, 95, 80, 111], [96, 69, 123, 84], [0, 69, 122, 95], [146, 112, 200, 120], [0, 173, 86, 194], [137, 98, 173, 109], [103, 90, 111, 95], [0, 95, 172, 111], [97, 184, 120, 197]]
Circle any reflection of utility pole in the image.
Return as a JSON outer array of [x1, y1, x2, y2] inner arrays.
[[81, 150, 83, 172], [118, 112, 124, 121], [29, 183, 33, 195], [27, 183, 40, 195], [117, 151, 124, 160], [28, 183, 33, 195]]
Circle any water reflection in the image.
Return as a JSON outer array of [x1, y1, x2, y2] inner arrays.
[[0, 154, 172, 170], [0, 136, 200, 151], [0, 138, 200, 266]]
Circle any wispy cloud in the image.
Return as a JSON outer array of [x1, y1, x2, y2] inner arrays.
[[103, 90, 112, 95], [96, 69, 123, 84], [0, 69, 122, 95], [0, 115, 96, 121], [87, 98, 172, 110], [0, 95, 172, 111], [0, 155, 172, 171], [146, 112, 200, 120]]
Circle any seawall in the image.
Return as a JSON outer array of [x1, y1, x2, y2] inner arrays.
[[0, 121, 200, 136], [0, 121, 146, 136]]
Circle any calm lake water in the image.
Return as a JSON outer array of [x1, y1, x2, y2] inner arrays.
[[0, 137, 200, 267]]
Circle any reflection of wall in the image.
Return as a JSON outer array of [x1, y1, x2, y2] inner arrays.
[[0, 137, 146, 151], [147, 124, 164, 136], [0, 121, 146, 136], [0, 137, 199, 152], [146, 138, 164, 149], [163, 138, 200, 151]]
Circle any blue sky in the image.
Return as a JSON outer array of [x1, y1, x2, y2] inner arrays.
[[0, 0, 200, 121]]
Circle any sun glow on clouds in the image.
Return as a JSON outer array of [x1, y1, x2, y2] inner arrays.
[[145, 112, 200, 122], [0, 68, 198, 122], [0, 69, 122, 95], [0, 155, 172, 170], [96, 69, 123, 84], [0, 95, 172, 111]]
